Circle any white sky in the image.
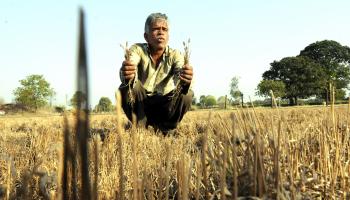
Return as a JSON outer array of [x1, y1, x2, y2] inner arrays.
[[1, 0, 350, 106]]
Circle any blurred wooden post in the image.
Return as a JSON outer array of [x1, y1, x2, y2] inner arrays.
[[76, 8, 91, 200], [240, 92, 244, 107]]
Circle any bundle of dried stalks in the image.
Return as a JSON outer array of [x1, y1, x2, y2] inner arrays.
[[120, 42, 135, 106], [171, 39, 191, 110]]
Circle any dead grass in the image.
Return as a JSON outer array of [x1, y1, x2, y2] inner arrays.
[[0, 104, 349, 199]]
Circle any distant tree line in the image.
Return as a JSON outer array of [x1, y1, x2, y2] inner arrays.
[[256, 40, 350, 105], [194, 40, 350, 109], [8, 74, 114, 113]]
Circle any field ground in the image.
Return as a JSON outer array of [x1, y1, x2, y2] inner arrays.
[[0, 104, 349, 199]]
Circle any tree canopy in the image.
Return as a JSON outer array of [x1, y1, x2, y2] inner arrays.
[[229, 76, 242, 101], [299, 40, 350, 99], [262, 56, 327, 104], [13, 74, 55, 110], [95, 97, 113, 112], [70, 91, 87, 109], [259, 40, 350, 105], [199, 95, 217, 108], [256, 80, 286, 98]]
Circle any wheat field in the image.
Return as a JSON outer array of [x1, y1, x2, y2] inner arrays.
[[0, 104, 349, 199]]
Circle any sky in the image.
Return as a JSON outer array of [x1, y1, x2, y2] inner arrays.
[[1, 0, 350, 107]]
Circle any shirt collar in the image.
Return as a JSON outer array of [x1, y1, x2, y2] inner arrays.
[[146, 44, 170, 59]]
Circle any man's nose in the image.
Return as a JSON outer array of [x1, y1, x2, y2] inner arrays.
[[158, 28, 166, 34]]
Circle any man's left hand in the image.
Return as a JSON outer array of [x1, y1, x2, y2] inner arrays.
[[180, 64, 193, 85]]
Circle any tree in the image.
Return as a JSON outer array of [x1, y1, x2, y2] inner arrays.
[[229, 76, 244, 106], [13, 74, 55, 110], [205, 95, 217, 107], [299, 40, 350, 103], [198, 95, 217, 108], [199, 95, 206, 108], [95, 97, 113, 112], [229, 76, 241, 100], [190, 92, 196, 105], [262, 56, 326, 105], [217, 96, 229, 109], [256, 80, 286, 98], [0, 97, 4, 105], [192, 96, 197, 105], [70, 91, 87, 109]]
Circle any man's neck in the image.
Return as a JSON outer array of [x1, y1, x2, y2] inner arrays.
[[150, 47, 165, 68]]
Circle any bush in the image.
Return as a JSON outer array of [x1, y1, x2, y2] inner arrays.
[[54, 106, 65, 113]]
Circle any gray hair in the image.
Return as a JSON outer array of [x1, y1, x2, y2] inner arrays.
[[144, 13, 168, 34]]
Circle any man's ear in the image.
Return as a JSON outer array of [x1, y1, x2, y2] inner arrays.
[[144, 32, 148, 42]]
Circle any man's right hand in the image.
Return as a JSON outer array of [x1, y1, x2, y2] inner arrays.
[[120, 60, 136, 82]]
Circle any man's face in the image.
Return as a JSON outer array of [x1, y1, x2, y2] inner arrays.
[[144, 19, 169, 51]]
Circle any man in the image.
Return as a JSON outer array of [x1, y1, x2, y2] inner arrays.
[[119, 13, 193, 134]]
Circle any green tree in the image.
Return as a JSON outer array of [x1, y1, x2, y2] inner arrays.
[[205, 95, 217, 107], [199, 95, 206, 108], [95, 97, 113, 112], [70, 91, 87, 109], [13, 74, 55, 110], [192, 96, 197, 105], [335, 89, 346, 100], [229, 76, 241, 100], [262, 56, 326, 105], [256, 80, 286, 98], [299, 40, 350, 103], [229, 76, 244, 106], [198, 95, 217, 108]]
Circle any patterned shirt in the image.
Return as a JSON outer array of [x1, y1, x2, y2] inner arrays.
[[120, 43, 190, 95]]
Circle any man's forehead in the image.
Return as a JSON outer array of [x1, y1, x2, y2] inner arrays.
[[152, 19, 168, 26]]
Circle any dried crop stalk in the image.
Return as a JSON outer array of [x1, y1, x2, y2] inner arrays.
[[120, 42, 135, 106], [171, 39, 191, 110]]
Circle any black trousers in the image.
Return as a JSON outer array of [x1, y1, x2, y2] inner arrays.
[[119, 82, 193, 130]]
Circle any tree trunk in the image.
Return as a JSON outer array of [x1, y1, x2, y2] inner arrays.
[[325, 89, 329, 106], [289, 97, 294, 106]]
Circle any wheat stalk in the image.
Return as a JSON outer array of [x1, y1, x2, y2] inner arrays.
[[115, 91, 125, 200], [120, 41, 135, 106], [171, 39, 191, 110]]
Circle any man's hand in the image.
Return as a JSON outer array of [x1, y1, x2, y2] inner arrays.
[[179, 64, 193, 85], [120, 60, 136, 82]]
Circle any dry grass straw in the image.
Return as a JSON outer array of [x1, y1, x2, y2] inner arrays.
[[115, 91, 125, 200], [120, 41, 135, 106], [176, 153, 192, 200], [2, 102, 350, 199], [201, 112, 210, 200], [230, 113, 238, 200]]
